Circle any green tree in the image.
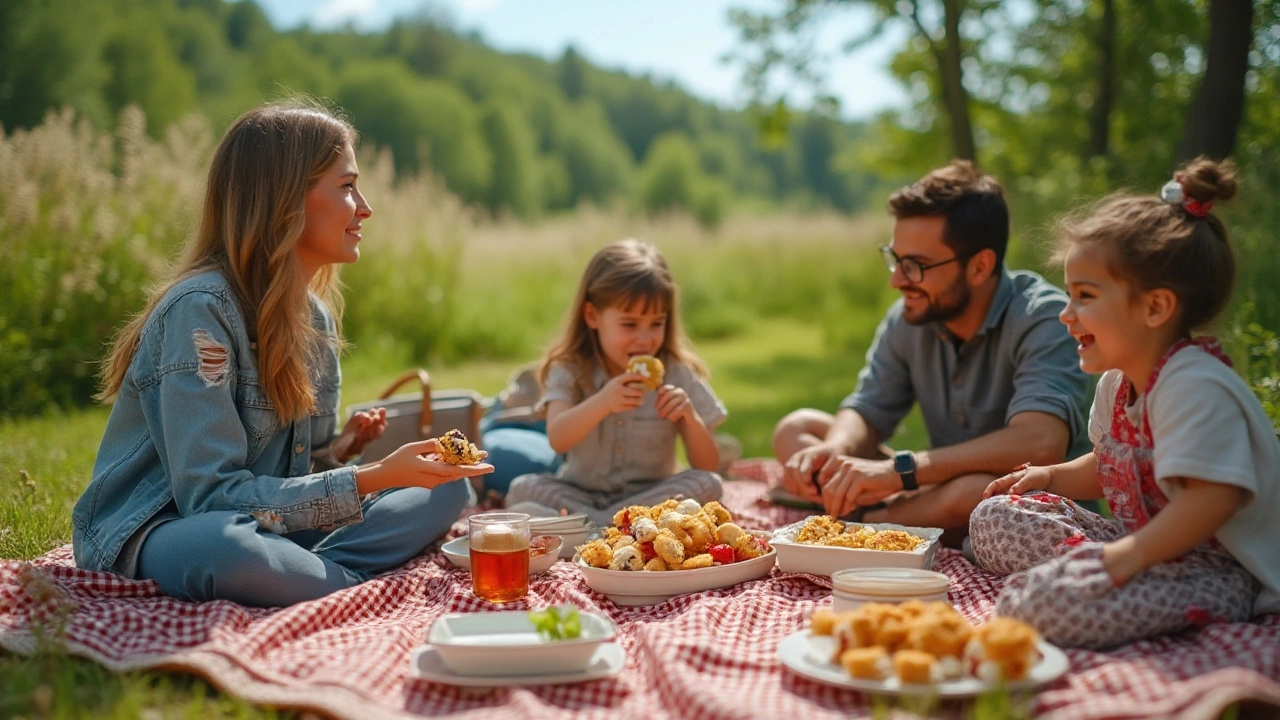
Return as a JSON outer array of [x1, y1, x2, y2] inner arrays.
[[479, 102, 540, 218], [336, 61, 492, 203], [0, 0, 111, 130], [558, 46, 587, 100]]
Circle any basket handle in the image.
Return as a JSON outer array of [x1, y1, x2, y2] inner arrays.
[[377, 369, 434, 436]]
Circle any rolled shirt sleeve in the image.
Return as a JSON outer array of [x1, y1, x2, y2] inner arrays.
[[1004, 295, 1090, 441], [841, 304, 916, 440]]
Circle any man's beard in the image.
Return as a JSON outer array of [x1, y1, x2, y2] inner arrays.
[[902, 279, 971, 325]]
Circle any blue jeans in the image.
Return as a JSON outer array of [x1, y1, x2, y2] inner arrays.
[[136, 482, 468, 607], [477, 426, 562, 497]]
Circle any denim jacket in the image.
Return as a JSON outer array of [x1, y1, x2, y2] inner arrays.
[[72, 271, 363, 577]]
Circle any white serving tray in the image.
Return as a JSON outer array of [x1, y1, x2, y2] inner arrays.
[[770, 518, 943, 576]]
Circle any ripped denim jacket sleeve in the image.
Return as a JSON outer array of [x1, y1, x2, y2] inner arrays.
[[140, 290, 362, 533]]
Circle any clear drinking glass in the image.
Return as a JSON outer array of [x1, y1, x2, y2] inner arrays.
[[468, 512, 531, 603]]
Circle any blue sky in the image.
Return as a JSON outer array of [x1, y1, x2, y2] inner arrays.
[[252, 0, 908, 120]]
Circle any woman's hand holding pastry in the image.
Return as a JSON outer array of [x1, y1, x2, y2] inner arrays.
[[596, 372, 646, 414], [655, 385, 696, 425], [983, 463, 1053, 499], [356, 438, 493, 494]]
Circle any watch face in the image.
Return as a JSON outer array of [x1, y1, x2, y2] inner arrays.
[[894, 452, 914, 473]]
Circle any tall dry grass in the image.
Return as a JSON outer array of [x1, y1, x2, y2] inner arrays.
[[1, 107, 897, 417]]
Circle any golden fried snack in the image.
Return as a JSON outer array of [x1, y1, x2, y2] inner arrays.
[[643, 557, 668, 572], [436, 429, 484, 465], [842, 647, 890, 680], [680, 514, 717, 553], [578, 539, 613, 569], [626, 354, 665, 390], [893, 650, 938, 684], [653, 529, 686, 566], [680, 553, 714, 570], [810, 608, 839, 636], [701, 501, 733, 526]]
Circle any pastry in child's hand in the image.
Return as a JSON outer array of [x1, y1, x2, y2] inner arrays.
[[625, 354, 665, 390], [436, 429, 484, 464]]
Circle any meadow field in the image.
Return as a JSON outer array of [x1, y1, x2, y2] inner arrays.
[[2, 110, 1277, 719]]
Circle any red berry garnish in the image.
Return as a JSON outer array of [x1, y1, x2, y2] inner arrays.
[[708, 543, 735, 565], [639, 541, 656, 562]]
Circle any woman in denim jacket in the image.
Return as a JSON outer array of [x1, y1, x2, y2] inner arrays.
[[72, 101, 492, 607]]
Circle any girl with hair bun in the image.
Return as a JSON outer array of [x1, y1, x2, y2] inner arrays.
[[966, 158, 1280, 649]]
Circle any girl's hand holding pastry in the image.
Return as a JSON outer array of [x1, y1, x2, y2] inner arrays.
[[596, 372, 647, 414]]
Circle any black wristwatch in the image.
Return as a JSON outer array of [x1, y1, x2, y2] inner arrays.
[[893, 450, 918, 491]]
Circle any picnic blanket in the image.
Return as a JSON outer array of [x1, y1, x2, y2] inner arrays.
[[2, 458, 1278, 720]]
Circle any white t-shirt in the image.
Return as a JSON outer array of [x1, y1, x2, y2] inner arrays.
[[1090, 347, 1280, 616]]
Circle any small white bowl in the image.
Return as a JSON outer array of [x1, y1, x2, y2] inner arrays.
[[770, 518, 943, 576], [440, 536, 562, 575], [539, 525, 596, 559], [427, 609, 618, 677]]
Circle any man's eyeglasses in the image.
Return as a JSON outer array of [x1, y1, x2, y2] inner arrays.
[[879, 246, 972, 284]]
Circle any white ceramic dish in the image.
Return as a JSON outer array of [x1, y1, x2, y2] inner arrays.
[[425, 610, 618, 677], [776, 630, 1069, 698], [770, 518, 944, 575], [575, 532, 776, 606], [440, 536, 562, 575], [410, 642, 625, 687]]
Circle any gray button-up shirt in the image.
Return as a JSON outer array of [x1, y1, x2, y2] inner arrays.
[[841, 269, 1090, 459], [540, 359, 727, 493]]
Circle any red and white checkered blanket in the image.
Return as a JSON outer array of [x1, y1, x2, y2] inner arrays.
[[2, 459, 1278, 719]]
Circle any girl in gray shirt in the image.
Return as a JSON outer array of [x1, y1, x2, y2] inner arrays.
[[505, 240, 727, 527]]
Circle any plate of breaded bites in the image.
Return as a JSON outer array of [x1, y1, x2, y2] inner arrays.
[[777, 603, 1068, 697], [574, 498, 775, 605]]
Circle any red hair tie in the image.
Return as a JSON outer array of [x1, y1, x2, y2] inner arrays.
[[1184, 198, 1213, 217], [1159, 177, 1213, 218]]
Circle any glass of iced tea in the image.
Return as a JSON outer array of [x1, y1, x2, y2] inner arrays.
[[468, 512, 531, 603]]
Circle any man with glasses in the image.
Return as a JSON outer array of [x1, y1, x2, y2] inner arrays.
[[772, 161, 1089, 544]]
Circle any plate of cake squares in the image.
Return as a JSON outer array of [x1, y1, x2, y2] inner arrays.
[[778, 603, 1068, 697]]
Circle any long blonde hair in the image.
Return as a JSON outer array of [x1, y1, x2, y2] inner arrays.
[[98, 100, 355, 421], [541, 239, 707, 399]]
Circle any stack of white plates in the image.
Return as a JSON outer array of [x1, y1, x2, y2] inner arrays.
[[528, 513, 596, 559]]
